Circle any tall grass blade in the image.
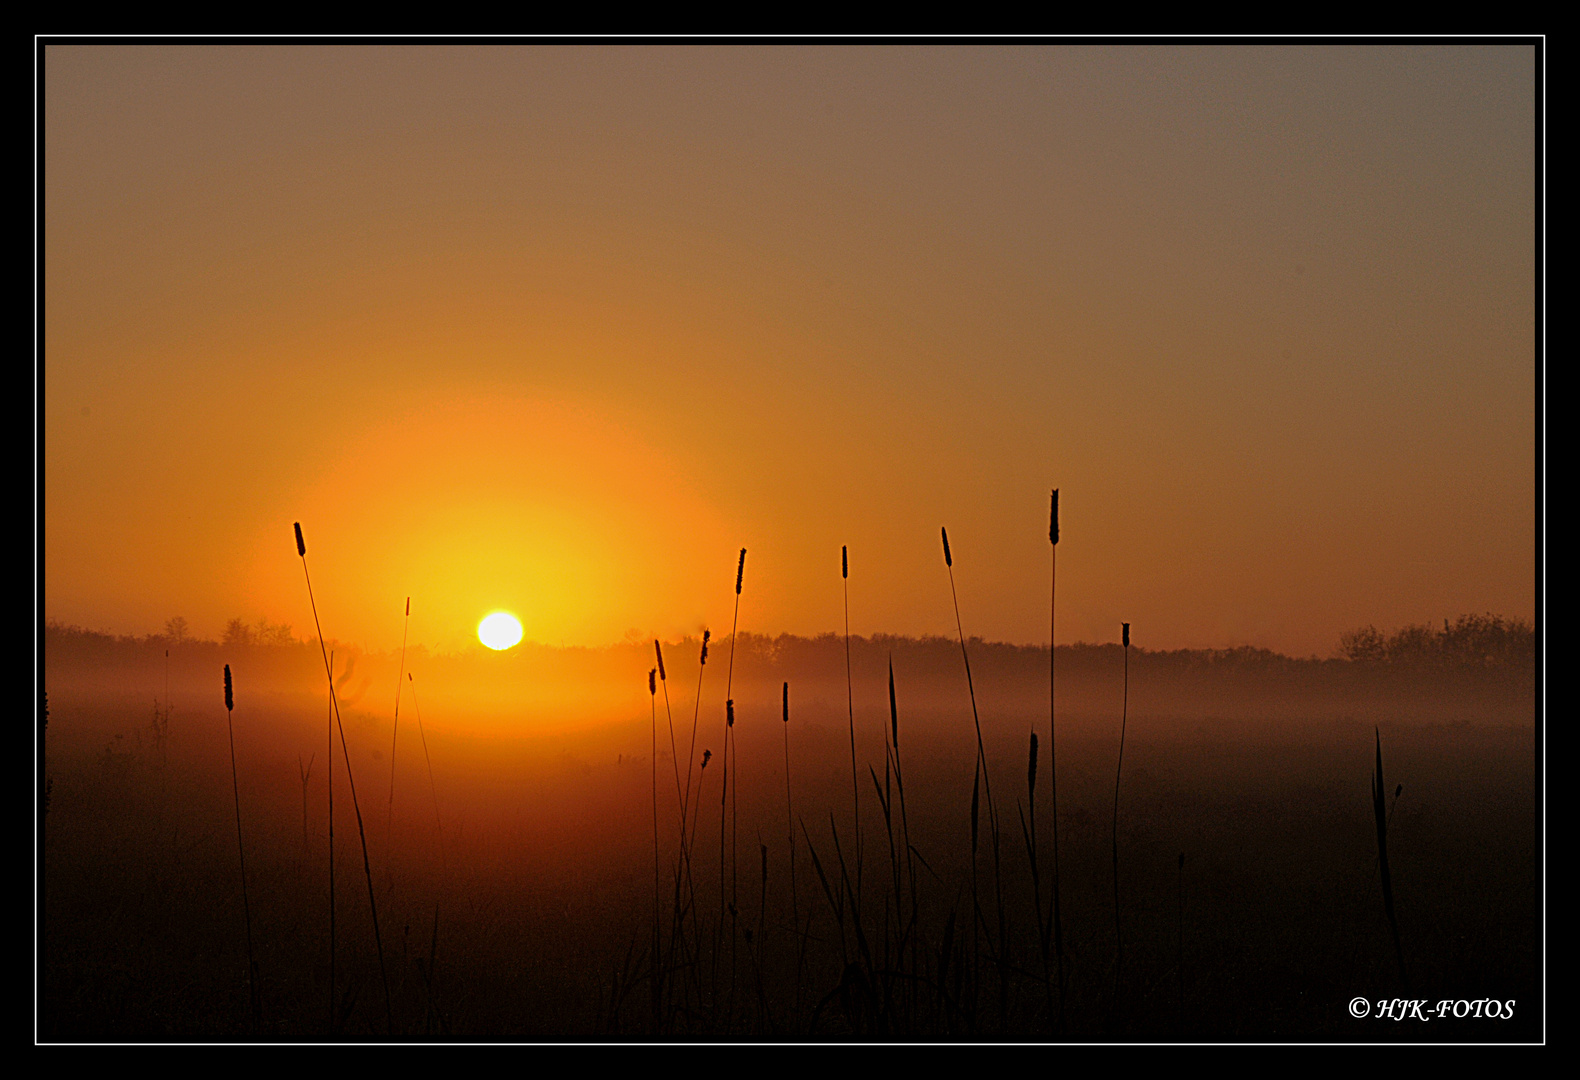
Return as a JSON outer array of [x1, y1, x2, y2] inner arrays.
[[223, 665, 258, 1027]]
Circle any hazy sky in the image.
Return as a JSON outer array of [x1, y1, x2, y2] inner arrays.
[[43, 44, 1538, 655]]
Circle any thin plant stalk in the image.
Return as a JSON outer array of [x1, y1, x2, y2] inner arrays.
[[683, 630, 710, 838], [1021, 731, 1054, 1033], [406, 672, 446, 1024], [941, 526, 1005, 1026], [296, 522, 394, 1037], [720, 548, 745, 1017], [649, 668, 662, 1031], [687, 631, 710, 994], [782, 681, 803, 1025], [842, 545, 862, 911], [223, 665, 258, 1028], [655, 640, 698, 1009], [327, 651, 335, 1032], [1048, 489, 1065, 1026], [386, 596, 410, 870], [1112, 621, 1130, 1007], [888, 658, 918, 1028]]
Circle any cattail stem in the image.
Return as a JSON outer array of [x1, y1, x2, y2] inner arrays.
[[649, 669, 662, 1032], [1112, 622, 1130, 1010], [941, 526, 1004, 1028], [223, 665, 258, 1028], [888, 658, 919, 1030], [1048, 492, 1066, 1028], [721, 549, 745, 1025], [842, 545, 862, 921], [327, 651, 335, 1033], [782, 681, 803, 1026], [655, 639, 698, 1012], [296, 523, 393, 1037]]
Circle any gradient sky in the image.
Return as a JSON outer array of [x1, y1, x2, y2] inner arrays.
[[43, 44, 1538, 655]]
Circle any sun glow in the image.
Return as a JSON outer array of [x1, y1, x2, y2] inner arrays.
[[478, 611, 524, 650]]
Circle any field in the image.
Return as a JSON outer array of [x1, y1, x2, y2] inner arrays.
[[38, 625, 1538, 1042]]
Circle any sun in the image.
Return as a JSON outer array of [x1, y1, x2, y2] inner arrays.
[[478, 611, 524, 650]]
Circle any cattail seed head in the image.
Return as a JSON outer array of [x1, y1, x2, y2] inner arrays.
[[842, 545, 848, 580], [1122, 622, 1130, 648], [224, 664, 234, 712], [405, 597, 410, 616], [649, 668, 656, 696], [727, 699, 735, 727], [941, 526, 952, 567], [1050, 489, 1060, 545], [294, 522, 306, 557], [1179, 852, 1185, 871], [1395, 784, 1403, 798], [736, 548, 746, 595], [760, 842, 768, 884], [654, 640, 666, 681], [782, 681, 789, 723], [700, 629, 710, 666], [702, 749, 712, 769], [1028, 731, 1039, 796]]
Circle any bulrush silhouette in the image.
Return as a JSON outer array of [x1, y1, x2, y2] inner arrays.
[[1047, 489, 1065, 1025], [941, 525, 1005, 1025], [1112, 621, 1131, 1010], [720, 548, 747, 1012], [223, 664, 258, 1027], [649, 666, 662, 1030], [295, 522, 393, 1036], [841, 544, 862, 914]]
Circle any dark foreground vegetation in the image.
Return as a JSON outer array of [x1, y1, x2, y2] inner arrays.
[[40, 618, 1537, 1042]]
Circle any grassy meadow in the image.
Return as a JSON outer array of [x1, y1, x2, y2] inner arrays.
[[39, 618, 1537, 1042]]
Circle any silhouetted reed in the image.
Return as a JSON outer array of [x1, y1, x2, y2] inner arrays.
[[223, 664, 258, 1027], [649, 666, 662, 1030], [295, 521, 393, 1036], [841, 545, 863, 916], [1112, 621, 1130, 1007], [720, 548, 746, 1018], [1047, 488, 1065, 1024], [1018, 728, 1054, 1031], [782, 680, 804, 1022], [940, 525, 1005, 1026]]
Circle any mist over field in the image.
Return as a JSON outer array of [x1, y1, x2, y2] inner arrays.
[[41, 619, 1536, 1040]]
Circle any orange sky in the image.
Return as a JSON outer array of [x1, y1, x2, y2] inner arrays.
[[43, 44, 1539, 656]]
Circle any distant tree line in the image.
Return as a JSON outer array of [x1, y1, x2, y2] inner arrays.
[[1336, 613, 1534, 669]]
